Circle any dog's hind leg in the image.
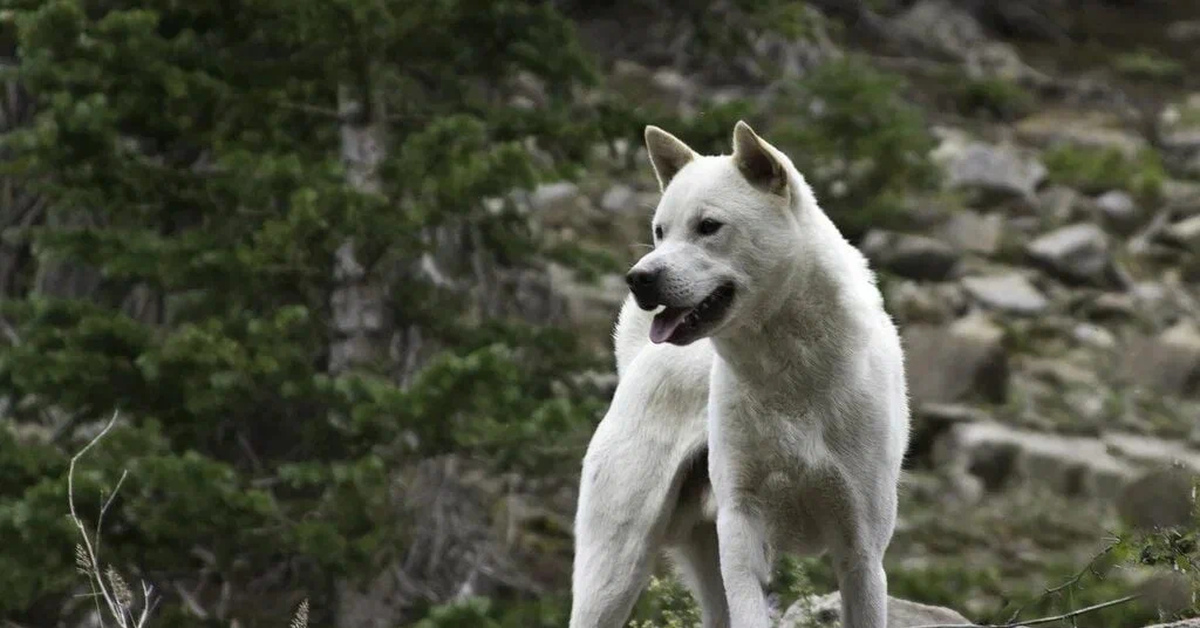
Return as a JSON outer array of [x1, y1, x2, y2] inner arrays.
[[668, 521, 730, 628], [569, 426, 704, 628]]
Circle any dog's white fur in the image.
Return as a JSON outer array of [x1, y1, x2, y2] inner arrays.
[[569, 121, 909, 628]]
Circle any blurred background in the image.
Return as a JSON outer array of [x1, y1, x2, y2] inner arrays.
[[2, 0, 1200, 627]]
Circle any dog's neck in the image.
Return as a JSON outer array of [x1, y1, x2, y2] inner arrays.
[[710, 191, 870, 387]]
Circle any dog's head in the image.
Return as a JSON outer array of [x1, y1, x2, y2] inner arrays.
[[627, 120, 804, 346]]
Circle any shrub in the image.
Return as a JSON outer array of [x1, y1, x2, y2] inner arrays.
[[1112, 49, 1184, 81], [766, 56, 941, 240], [953, 77, 1035, 121], [1043, 145, 1166, 200]]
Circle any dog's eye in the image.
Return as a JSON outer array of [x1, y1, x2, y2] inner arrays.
[[654, 225, 664, 240], [697, 218, 723, 236]]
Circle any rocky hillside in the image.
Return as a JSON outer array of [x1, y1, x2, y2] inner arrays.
[[4, 1, 1200, 627], [531, 1, 1200, 625]]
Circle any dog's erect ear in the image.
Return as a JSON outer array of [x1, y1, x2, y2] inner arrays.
[[731, 120, 787, 196], [644, 125, 698, 192]]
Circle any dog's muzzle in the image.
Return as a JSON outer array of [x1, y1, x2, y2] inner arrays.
[[625, 268, 662, 311]]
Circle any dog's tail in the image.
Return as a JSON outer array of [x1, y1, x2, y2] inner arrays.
[[613, 295, 653, 377]]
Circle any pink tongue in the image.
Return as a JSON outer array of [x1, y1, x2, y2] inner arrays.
[[650, 307, 691, 344]]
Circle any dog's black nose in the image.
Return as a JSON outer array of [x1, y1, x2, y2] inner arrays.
[[626, 268, 661, 309], [626, 268, 658, 290]]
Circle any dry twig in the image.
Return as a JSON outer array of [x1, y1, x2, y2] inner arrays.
[[68, 411, 158, 628], [910, 594, 1141, 628]]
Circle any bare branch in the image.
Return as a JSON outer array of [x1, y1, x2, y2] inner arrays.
[[910, 594, 1141, 628], [67, 410, 158, 628], [1005, 539, 1120, 624], [68, 411, 123, 627], [137, 583, 157, 628], [95, 470, 129, 558], [173, 581, 208, 619]]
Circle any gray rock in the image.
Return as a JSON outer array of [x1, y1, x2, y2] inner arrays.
[[599, 184, 638, 213], [938, 212, 1003, 256], [1158, 94, 1200, 158], [1163, 214, 1200, 250], [1016, 109, 1148, 158], [935, 139, 1046, 200], [903, 314, 1008, 405], [780, 591, 973, 627], [1095, 190, 1141, 234], [1105, 432, 1200, 475], [1116, 466, 1200, 532], [1145, 617, 1200, 628], [1138, 571, 1194, 620], [1025, 223, 1111, 285], [961, 273, 1048, 315], [860, 230, 961, 281], [548, 264, 628, 332], [1168, 20, 1200, 43], [529, 181, 585, 216], [1119, 321, 1200, 397], [1038, 185, 1084, 224], [893, 0, 985, 61], [650, 68, 696, 111], [609, 61, 695, 114], [933, 421, 1137, 498], [886, 280, 967, 324], [744, 8, 839, 80], [1073, 323, 1116, 349]]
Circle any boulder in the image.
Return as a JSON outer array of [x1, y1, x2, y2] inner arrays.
[[1145, 618, 1200, 628], [599, 184, 638, 214], [860, 230, 961, 281], [886, 280, 967, 324], [780, 591, 973, 627], [938, 212, 1003, 256], [548, 264, 628, 332], [1115, 465, 1200, 532], [1015, 109, 1147, 158], [529, 181, 588, 220], [1158, 93, 1200, 162], [1119, 321, 1200, 397], [961, 273, 1048, 316], [1025, 223, 1112, 285], [1094, 190, 1141, 234], [1163, 214, 1200, 251], [934, 137, 1046, 201], [903, 314, 1008, 405], [933, 421, 1136, 498]]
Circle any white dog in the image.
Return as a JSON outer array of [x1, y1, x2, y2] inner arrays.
[[569, 121, 910, 628]]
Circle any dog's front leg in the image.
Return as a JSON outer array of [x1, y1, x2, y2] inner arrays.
[[833, 553, 888, 628], [715, 508, 772, 628]]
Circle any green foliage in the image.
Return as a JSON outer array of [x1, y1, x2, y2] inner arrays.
[[767, 56, 940, 240], [1112, 49, 1185, 81], [627, 558, 831, 628], [628, 576, 703, 628], [953, 77, 1035, 121], [407, 595, 569, 628], [0, 0, 610, 625], [1043, 145, 1166, 200]]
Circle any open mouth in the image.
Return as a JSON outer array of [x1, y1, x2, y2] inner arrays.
[[649, 283, 736, 345]]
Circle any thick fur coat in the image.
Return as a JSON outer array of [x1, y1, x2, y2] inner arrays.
[[570, 121, 910, 628]]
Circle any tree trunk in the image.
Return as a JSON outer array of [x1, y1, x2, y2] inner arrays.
[[329, 84, 390, 375]]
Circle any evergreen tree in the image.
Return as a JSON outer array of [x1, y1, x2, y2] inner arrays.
[[0, 1, 615, 625]]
